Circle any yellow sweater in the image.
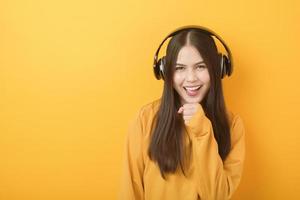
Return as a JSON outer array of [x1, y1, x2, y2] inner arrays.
[[120, 99, 245, 200]]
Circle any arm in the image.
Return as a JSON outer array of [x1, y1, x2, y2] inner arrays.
[[119, 110, 145, 200], [186, 104, 246, 200]]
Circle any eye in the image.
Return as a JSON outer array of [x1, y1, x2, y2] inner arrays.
[[197, 65, 206, 69], [175, 66, 185, 71]]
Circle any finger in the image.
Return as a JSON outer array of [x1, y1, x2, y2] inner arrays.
[[183, 115, 192, 121], [183, 104, 198, 112], [177, 106, 184, 114], [183, 109, 195, 116], [182, 104, 199, 114], [184, 119, 190, 125]]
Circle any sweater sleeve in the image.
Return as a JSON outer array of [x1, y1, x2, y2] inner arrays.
[[119, 109, 145, 200], [185, 104, 246, 200]]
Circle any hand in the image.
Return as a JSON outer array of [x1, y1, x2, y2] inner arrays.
[[177, 103, 200, 124]]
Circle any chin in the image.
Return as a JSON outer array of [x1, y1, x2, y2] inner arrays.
[[182, 96, 203, 104]]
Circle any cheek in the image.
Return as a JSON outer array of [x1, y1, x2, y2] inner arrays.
[[200, 70, 210, 83], [173, 73, 183, 86]]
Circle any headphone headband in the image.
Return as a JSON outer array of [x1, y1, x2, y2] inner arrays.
[[153, 25, 233, 80]]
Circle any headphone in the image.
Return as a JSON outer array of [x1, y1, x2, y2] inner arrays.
[[153, 25, 233, 80]]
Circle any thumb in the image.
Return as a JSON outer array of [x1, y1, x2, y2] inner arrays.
[[177, 106, 184, 114]]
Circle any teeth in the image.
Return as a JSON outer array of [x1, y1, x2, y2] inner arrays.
[[184, 86, 200, 90]]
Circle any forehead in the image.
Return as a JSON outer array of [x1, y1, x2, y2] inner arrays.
[[176, 45, 203, 64]]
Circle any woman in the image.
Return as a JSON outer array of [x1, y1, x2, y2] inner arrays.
[[120, 26, 245, 200]]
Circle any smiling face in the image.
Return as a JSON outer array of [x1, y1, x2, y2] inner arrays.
[[173, 45, 211, 105]]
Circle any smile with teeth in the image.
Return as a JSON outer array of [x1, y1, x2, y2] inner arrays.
[[183, 86, 201, 96], [184, 86, 201, 91]]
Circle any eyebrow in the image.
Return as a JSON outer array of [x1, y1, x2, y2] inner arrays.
[[176, 61, 205, 66]]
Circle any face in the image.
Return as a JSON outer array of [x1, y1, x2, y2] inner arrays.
[[173, 45, 211, 105]]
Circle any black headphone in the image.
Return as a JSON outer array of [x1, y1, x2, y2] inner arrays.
[[153, 25, 233, 80]]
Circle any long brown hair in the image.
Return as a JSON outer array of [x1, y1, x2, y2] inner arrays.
[[148, 29, 231, 179]]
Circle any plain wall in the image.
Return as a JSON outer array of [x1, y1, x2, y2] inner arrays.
[[0, 0, 299, 199]]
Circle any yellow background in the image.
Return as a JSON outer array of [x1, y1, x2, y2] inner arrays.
[[1, 0, 299, 199]]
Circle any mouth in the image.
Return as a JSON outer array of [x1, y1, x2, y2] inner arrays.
[[183, 85, 201, 91], [183, 85, 202, 97]]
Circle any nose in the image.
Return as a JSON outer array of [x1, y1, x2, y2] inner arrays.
[[186, 69, 197, 82]]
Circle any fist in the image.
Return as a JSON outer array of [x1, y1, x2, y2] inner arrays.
[[177, 103, 200, 124]]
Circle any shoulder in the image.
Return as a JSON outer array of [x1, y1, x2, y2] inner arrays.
[[138, 98, 161, 118], [129, 98, 161, 134]]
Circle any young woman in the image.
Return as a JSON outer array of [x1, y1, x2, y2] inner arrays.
[[120, 26, 245, 200]]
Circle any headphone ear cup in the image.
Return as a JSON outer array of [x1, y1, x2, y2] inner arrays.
[[224, 55, 232, 76], [219, 53, 229, 79], [157, 56, 166, 80], [154, 56, 163, 80]]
